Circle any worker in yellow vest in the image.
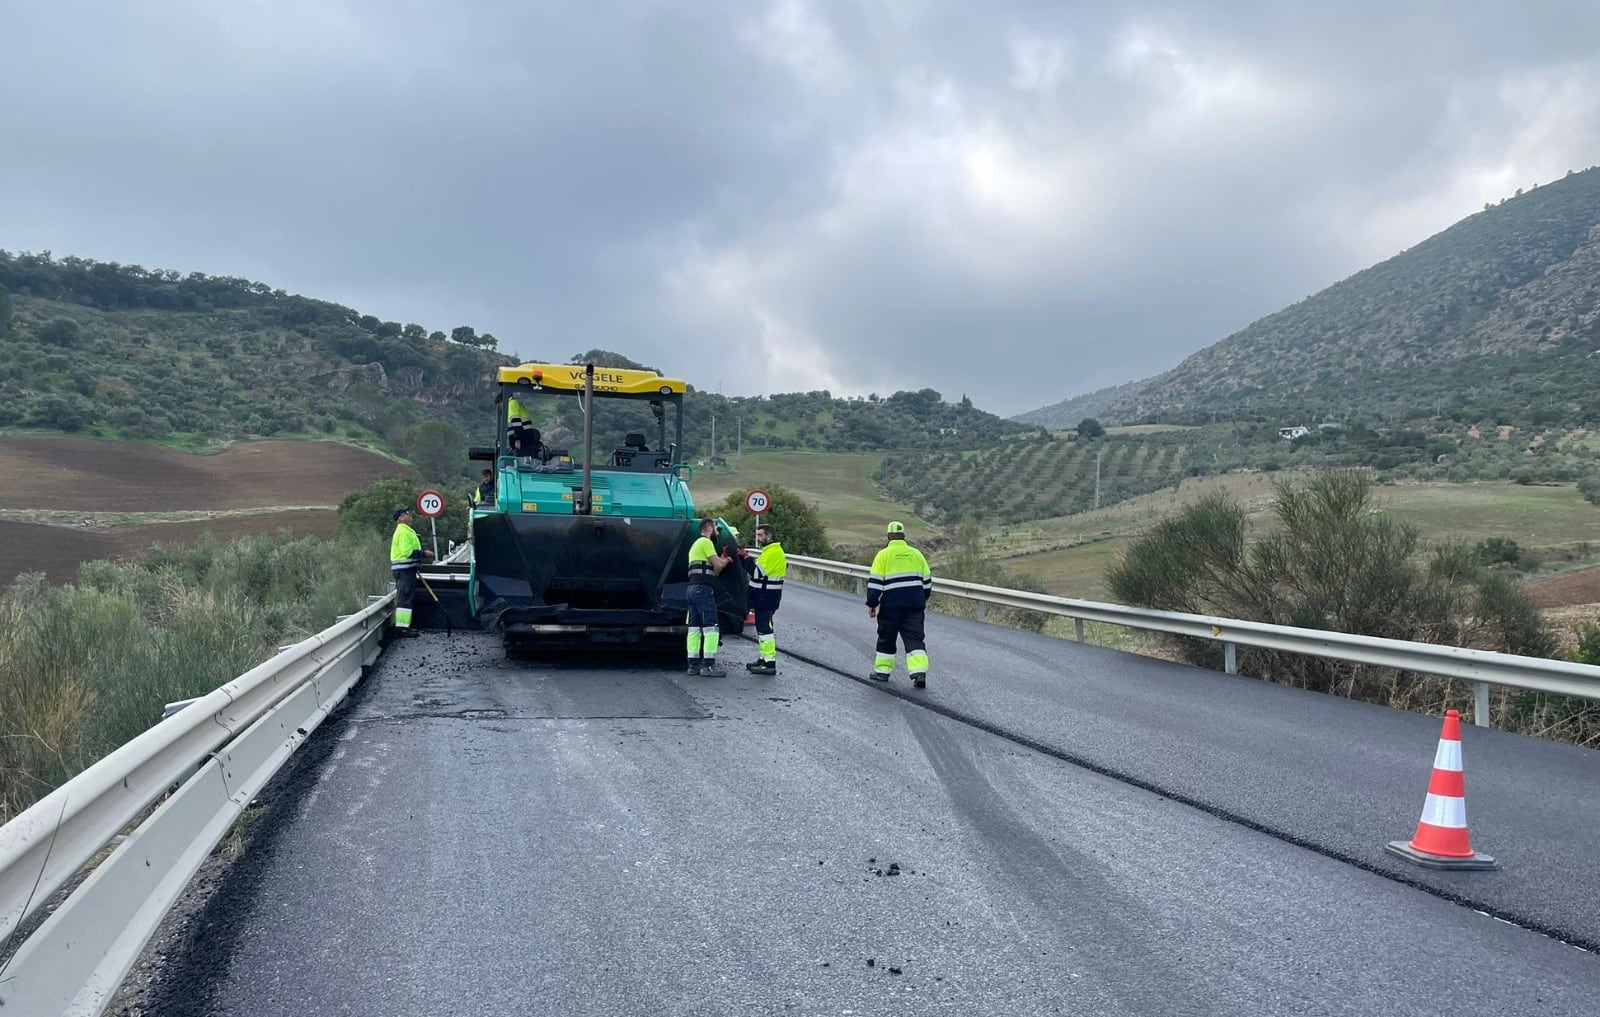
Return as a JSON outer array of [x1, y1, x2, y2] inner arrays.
[[685, 518, 732, 676], [740, 523, 787, 675], [389, 506, 434, 637], [866, 521, 932, 687]]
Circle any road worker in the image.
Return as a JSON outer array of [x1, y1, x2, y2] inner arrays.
[[389, 506, 434, 637], [685, 518, 732, 676], [866, 520, 932, 687], [741, 523, 787, 675], [471, 468, 495, 509]]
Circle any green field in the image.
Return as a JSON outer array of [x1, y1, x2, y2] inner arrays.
[[991, 475, 1600, 598], [682, 452, 1600, 599], [685, 451, 929, 550]]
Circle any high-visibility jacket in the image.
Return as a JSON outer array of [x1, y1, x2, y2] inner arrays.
[[472, 480, 494, 508], [866, 538, 931, 610], [506, 396, 530, 424], [390, 523, 425, 571], [743, 541, 787, 610], [687, 535, 719, 584]]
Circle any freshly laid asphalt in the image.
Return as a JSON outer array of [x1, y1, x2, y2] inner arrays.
[[143, 584, 1600, 1016], [774, 582, 1600, 949]]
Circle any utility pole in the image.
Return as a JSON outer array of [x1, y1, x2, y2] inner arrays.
[[737, 417, 742, 458], [1094, 450, 1101, 510], [710, 413, 717, 466]]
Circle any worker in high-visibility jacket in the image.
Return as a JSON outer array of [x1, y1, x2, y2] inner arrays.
[[865, 520, 932, 688], [389, 506, 434, 637], [740, 523, 787, 675], [471, 468, 495, 509], [496, 391, 534, 453], [685, 518, 732, 676]]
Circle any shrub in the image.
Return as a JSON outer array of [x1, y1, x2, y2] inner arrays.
[[1107, 470, 1554, 712], [0, 531, 393, 823]]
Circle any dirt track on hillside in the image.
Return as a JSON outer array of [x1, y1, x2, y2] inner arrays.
[[0, 435, 404, 585], [0, 511, 342, 585], [0, 435, 403, 511]]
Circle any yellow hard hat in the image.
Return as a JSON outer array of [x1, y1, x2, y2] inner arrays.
[[886, 520, 905, 534]]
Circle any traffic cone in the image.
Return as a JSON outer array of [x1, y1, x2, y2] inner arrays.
[[1385, 710, 1498, 870], [745, 610, 755, 625]]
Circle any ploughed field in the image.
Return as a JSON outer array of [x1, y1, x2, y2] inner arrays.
[[0, 435, 401, 584]]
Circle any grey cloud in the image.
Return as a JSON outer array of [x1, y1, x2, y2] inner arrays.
[[3, 2, 1598, 412]]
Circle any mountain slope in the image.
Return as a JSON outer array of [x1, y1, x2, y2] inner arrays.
[[1018, 167, 1600, 428]]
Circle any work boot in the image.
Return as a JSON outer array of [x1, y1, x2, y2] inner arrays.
[[700, 663, 727, 677], [686, 663, 701, 676], [911, 673, 927, 689], [868, 671, 890, 682], [395, 628, 419, 639], [747, 660, 777, 676]]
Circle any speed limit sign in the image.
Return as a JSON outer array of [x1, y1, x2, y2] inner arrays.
[[417, 490, 445, 518], [745, 489, 770, 515]]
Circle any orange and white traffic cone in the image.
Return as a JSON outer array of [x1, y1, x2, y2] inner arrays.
[[745, 610, 755, 625], [1385, 709, 1498, 870]]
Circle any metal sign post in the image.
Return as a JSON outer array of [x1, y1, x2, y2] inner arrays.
[[417, 490, 445, 561]]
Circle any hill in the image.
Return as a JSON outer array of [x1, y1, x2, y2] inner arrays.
[[1017, 166, 1600, 431], [0, 251, 515, 470], [0, 259, 1038, 469]]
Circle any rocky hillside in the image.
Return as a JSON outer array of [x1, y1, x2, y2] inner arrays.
[[1019, 167, 1600, 429]]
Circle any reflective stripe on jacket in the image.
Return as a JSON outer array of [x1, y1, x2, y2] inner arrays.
[[744, 541, 787, 609], [391, 523, 424, 571], [687, 535, 718, 584], [866, 540, 931, 610]]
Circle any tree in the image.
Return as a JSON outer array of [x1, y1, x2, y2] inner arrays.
[[428, 331, 447, 344], [402, 323, 426, 342], [37, 317, 82, 347], [451, 325, 478, 346], [0, 283, 11, 337], [336, 475, 426, 541], [24, 395, 88, 432], [1077, 417, 1106, 439], [708, 482, 833, 557], [1106, 471, 1555, 695], [404, 420, 467, 481], [479, 332, 498, 351]]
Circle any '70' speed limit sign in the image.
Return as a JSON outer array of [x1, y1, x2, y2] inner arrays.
[[745, 489, 770, 515], [417, 490, 445, 518]]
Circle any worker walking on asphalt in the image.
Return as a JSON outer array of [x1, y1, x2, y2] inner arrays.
[[741, 523, 787, 675], [686, 517, 732, 676], [390, 506, 434, 638], [866, 520, 932, 687]]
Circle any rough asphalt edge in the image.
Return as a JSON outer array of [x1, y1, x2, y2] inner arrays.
[[107, 655, 387, 1016]]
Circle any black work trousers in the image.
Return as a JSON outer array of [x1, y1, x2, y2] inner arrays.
[[875, 606, 926, 655]]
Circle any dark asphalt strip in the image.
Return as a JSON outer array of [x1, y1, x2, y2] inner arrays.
[[754, 635, 1599, 955]]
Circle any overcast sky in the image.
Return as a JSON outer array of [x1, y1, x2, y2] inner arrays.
[[4, 2, 1598, 413]]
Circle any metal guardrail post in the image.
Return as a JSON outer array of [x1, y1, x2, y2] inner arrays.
[[976, 601, 987, 621], [1074, 618, 1085, 643], [855, 577, 864, 597], [1225, 643, 1238, 675], [1474, 682, 1491, 728]]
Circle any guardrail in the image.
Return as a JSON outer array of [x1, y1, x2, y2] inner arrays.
[[785, 554, 1600, 726], [0, 594, 392, 1017]]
